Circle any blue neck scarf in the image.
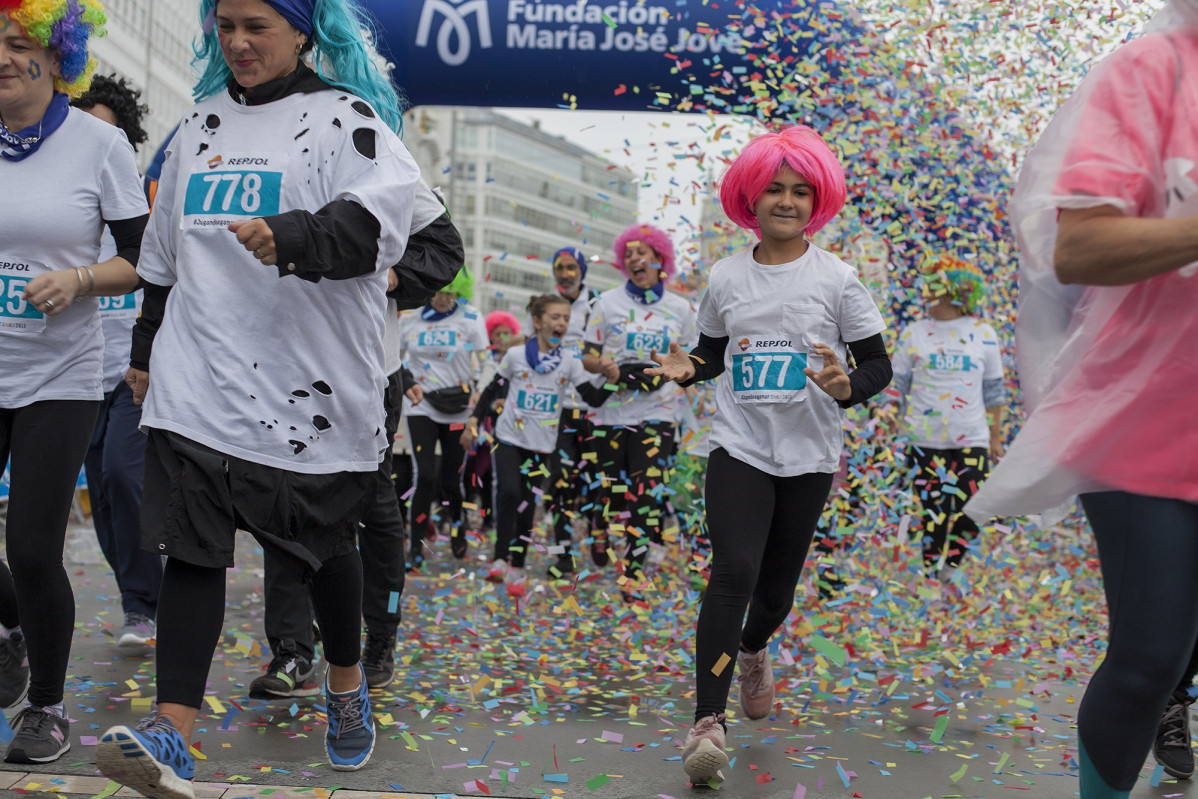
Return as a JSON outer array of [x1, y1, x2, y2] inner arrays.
[[525, 337, 563, 374], [625, 280, 665, 305], [1, 93, 70, 163], [421, 303, 458, 322], [265, 0, 315, 35]]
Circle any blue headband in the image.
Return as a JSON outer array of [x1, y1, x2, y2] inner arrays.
[[265, 0, 316, 36], [553, 247, 587, 279]]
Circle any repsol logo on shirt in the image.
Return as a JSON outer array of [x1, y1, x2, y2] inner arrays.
[[0, 261, 32, 272], [207, 155, 271, 169], [737, 337, 793, 351]]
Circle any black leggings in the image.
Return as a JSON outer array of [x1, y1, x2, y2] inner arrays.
[[491, 441, 549, 568], [694, 448, 834, 722], [1078, 491, 1198, 792], [157, 550, 363, 708], [406, 414, 465, 557], [543, 407, 593, 547], [591, 423, 675, 576], [910, 446, 989, 567], [0, 400, 99, 707]]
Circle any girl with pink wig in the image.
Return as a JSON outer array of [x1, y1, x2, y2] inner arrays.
[[649, 125, 892, 787], [581, 222, 697, 600]]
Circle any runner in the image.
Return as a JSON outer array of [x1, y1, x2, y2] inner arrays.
[[888, 255, 1005, 583], [0, 0, 148, 764], [647, 124, 891, 787], [399, 267, 489, 569], [965, 3, 1198, 796], [462, 294, 616, 596], [583, 224, 697, 601], [71, 74, 163, 653], [93, 0, 422, 794]]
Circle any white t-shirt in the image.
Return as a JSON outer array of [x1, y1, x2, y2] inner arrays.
[[699, 245, 887, 477], [493, 344, 592, 453], [584, 285, 698, 426], [138, 89, 420, 473], [384, 179, 447, 377], [399, 303, 489, 424], [522, 286, 599, 411], [0, 110, 148, 407], [892, 316, 1003, 449]]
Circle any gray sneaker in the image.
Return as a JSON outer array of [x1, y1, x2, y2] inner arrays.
[[737, 647, 776, 720], [4, 707, 70, 764], [0, 631, 29, 710], [118, 613, 156, 649], [1155, 690, 1195, 779]]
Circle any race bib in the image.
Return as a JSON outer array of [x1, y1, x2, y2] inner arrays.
[[625, 328, 668, 355], [417, 329, 457, 348], [182, 153, 285, 227], [930, 352, 972, 371], [515, 389, 558, 415], [97, 292, 139, 320], [731, 350, 807, 403], [0, 257, 48, 335]]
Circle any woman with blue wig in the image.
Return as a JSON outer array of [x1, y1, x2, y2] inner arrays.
[[94, 0, 421, 795]]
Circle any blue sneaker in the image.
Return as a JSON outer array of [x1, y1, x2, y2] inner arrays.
[[325, 665, 375, 771], [96, 715, 195, 799]]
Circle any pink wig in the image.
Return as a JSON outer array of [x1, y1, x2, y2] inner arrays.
[[485, 310, 521, 339], [613, 223, 677, 278], [719, 125, 847, 238]]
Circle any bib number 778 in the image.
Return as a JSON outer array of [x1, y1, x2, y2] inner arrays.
[[201, 173, 263, 213]]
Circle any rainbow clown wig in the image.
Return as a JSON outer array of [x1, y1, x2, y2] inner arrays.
[[440, 266, 475, 302], [921, 254, 987, 315], [0, 0, 106, 98], [719, 124, 847, 238], [613, 223, 677, 279]]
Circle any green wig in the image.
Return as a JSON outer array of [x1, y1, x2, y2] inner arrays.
[[441, 266, 474, 302]]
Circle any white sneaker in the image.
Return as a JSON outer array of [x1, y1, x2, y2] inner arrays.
[[486, 559, 509, 583], [118, 613, 156, 649], [682, 713, 728, 785]]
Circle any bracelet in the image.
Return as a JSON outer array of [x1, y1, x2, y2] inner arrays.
[[73, 266, 86, 302], [85, 266, 96, 295]]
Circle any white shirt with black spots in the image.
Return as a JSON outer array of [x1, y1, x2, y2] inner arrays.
[[137, 90, 421, 473], [584, 285, 698, 427], [699, 245, 886, 477], [892, 316, 1003, 450]]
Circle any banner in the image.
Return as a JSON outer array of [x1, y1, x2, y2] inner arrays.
[[361, 0, 820, 111]]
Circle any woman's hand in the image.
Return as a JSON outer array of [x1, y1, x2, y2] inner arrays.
[[405, 385, 424, 406], [125, 368, 150, 406], [804, 343, 852, 401], [23, 269, 84, 316], [646, 341, 696, 385], [459, 419, 479, 450], [229, 218, 278, 265]]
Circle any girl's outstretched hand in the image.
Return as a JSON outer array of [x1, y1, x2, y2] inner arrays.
[[804, 343, 852, 401], [646, 341, 696, 385]]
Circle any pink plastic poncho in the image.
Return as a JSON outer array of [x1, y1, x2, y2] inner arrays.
[[966, 1, 1198, 522]]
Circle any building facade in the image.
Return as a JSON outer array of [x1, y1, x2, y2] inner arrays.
[[404, 108, 637, 315]]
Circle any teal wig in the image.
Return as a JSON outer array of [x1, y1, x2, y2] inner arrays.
[[192, 0, 406, 134]]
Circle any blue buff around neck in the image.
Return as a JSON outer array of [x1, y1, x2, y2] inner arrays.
[[624, 280, 664, 305], [421, 303, 459, 322]]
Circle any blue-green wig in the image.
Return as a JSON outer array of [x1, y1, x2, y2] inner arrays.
[[192, 0, 406, 134]]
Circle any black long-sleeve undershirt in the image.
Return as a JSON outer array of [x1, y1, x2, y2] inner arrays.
[[682, 332, 892, 408], [129, 280, 170, 372], [104, 215, 149, 268], [388, 212, 464, 310], [472, 372, 612, 422], [267, 199, 383, 282]]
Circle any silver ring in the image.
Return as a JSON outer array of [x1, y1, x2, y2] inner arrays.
[[44, 299, 54, 310], [254, 249, 263, 258]]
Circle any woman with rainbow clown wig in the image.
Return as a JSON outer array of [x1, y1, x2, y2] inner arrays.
[[0, 0, 148, 765], [93, 0, 422, 795], [582, 222, 697, 601], [887, 253, 1006, 583], [648, 125, 891, 787]]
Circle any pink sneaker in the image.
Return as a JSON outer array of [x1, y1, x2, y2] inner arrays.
[[737, 647, 775, 720], [506, 568, 527, 598], [486, 559, 508, 583], [681, 713, 728, 785]]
